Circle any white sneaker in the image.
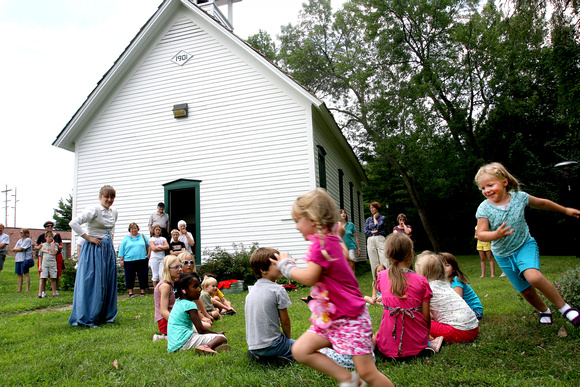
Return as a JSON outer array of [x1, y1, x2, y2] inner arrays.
[[500, 272, 506, 277], [429, 336, 444, 352], [152, 334, 167, 342], [41, 291, 46, 298], [339, 371, 367, 387], [54, 291, 59, 296]]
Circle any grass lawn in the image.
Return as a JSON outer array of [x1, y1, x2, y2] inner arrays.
[[1, 255, 579, 386]]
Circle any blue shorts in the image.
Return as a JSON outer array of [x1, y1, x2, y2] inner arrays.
[[15, 261, 30, 275], [495, 238, 540, 292], [249, 334, 295, 359]]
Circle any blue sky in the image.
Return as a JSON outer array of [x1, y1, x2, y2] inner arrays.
[[0, 0, 345, 229]]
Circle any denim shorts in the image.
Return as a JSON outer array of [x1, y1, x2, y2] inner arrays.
[[495, 238, 540, 292], [249, 334, 295, 359], [15, 261, 30, 275]]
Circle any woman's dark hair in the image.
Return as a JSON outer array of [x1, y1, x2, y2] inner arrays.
[[174, 272, 200, 298]]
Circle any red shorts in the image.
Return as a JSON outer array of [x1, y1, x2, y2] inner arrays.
[[158, 318, 168, 335], [430, 321, 479, 343]]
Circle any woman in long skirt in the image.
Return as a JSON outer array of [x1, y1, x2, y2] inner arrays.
[[69, 185, 118, 327]]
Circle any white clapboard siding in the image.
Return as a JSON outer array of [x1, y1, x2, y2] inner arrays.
[[61, 1, 365, 265], [312, 109, 367, 259]]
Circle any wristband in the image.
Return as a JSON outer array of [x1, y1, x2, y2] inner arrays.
[[277, 258, 298, 279]]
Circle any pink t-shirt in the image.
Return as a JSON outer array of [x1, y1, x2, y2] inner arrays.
[[305, 234, 365, 322], [154, 280, 175, 322], [375, 269, 432, 357]]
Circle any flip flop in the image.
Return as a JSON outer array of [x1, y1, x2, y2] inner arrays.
[[129, 294, 136, 298], [195, 345, 217, 355]]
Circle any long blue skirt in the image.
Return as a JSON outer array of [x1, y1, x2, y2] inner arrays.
[[69, 237, 118, 327]]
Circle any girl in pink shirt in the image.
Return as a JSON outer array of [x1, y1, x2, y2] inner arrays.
[[273, 189, 393, 387], [375, 233, 433, 359]]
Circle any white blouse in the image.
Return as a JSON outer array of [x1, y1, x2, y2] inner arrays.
[[70, 205, 118, 238]]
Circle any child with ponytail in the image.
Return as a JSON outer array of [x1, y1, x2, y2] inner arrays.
[[374, 233, 434, 359], [272, 189, 393, 387]]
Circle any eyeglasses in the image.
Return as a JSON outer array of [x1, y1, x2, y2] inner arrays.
[[169, 265, 183, 270], [182, 260, 194, 266]]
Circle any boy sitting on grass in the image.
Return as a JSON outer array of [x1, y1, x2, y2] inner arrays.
[[245, 247, 294, 363]]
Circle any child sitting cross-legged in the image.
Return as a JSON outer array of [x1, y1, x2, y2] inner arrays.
[[245, 247, 295, 363], [203, 273, 237, 315], [200, 277, 222, 320], [167, 273, 230, 354]]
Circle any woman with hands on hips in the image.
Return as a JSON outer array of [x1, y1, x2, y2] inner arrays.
[[68, 185, 118, 327]]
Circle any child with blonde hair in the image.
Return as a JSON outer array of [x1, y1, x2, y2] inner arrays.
[[272, 189, 393, 387], [200, 277, 221, 320], [153, 255, 183, 341], [415, 252, 479, 343], [475, 162, 580, 326], [374, 233, 433, 359], [363, 264, 386, 306]]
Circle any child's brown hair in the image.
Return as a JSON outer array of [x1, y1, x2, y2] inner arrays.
[[250, 247, 280, 279], [440, 252, 469, 284]]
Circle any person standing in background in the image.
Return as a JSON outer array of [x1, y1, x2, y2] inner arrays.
[[364, 202, 388, 278], [149, 202, 170, 240], [35, 221, 64, 290], [0, 224, 9, 281]]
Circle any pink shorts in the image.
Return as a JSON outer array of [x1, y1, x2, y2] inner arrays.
[[307, 308, 373, 356], [430, 321, 479, 343]]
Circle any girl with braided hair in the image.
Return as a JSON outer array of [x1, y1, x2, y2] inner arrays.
[[272, 189, 393, 387]]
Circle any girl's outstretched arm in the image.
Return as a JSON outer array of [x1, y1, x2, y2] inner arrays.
[[271, 253, 322, 287], [528, 195, 580, 218]]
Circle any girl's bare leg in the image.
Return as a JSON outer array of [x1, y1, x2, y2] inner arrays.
[[353, 354, 394, 387], [292, 331, 352, 383], [486, 251, 495, 277], [479, 251, 486, 277], [17, 274, 23, 292], [523, 269, 565, 309], [520, 285, 548, 311], [25, 273, 30, 292]]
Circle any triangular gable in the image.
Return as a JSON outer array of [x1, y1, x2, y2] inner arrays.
[[52, 0, 365, 182]]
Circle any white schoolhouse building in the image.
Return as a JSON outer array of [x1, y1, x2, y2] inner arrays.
[[53, 0, 367, 263]]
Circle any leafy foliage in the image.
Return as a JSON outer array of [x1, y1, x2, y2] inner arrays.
[[53, 194, 72, 231], [557, 266, 580, 310], [199, 243, 259, 287], [59, 258, 126, 292], [248, 0, 580, 253]]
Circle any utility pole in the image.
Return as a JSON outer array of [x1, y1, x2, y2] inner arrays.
[[12, 187, 19, 228], [1, 185, 12, 225]]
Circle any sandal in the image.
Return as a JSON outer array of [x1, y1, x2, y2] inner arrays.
[[195, 345, 217, 355], [301, 296, 313, 304], [129, 294, 136, 298], [563, 308, 580, 327], [539, 311, 553, 325]]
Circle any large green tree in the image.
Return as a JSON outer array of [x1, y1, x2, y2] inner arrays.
[[249, 0, 580, 252]]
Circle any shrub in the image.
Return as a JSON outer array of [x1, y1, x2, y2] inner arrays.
[[58, 258, 126, 292], [199, 243, 258, 287], [557, 266, 580, 310]]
